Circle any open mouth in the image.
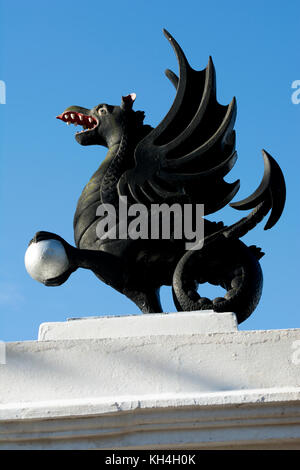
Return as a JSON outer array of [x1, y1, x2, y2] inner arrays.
[[56, 111, 98, 135]]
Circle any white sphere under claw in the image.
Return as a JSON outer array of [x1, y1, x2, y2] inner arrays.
[[25, 239, 69, 283]]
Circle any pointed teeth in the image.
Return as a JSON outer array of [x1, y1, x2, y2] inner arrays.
[[59, 111, 98, 131]]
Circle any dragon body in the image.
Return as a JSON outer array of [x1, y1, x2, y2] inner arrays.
[[27, 30, 286, 323]]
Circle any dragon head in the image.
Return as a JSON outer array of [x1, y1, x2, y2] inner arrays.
[[56, 93, 138, 147]]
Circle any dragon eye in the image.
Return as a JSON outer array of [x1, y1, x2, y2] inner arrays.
[[98, 108, 107, 115]]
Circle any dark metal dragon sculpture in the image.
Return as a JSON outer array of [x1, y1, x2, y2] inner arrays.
[[27, 30, 286, 324]]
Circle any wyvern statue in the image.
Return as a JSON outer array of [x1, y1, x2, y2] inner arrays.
[[25, 30, 286, 324]]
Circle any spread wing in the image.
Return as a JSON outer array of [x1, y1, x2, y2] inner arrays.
[[117, 29, 240, 215]]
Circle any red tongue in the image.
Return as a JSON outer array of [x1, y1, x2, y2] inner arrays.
[[56, 112, 96, 129]]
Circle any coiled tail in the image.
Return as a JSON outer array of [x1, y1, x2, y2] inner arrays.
[[172, 236, 263, 324]]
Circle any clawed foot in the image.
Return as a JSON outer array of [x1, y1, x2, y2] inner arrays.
[[26, 231, 78, 286], [43, 265, 77, 287], [29, 231, 70, 248]]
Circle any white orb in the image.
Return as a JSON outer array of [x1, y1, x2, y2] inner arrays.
[[25, 239, 69, 283]]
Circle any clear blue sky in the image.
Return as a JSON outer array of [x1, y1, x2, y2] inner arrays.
[[0, 0, 299, 341]]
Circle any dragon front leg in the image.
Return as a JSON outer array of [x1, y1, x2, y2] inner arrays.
[[25, 231, 124, 290], [122, 287, 163, 314]]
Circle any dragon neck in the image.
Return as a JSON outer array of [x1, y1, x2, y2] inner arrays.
[[80, 123, 151, 210], [100, 128, 130, 206]]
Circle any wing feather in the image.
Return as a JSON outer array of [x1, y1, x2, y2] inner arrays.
[[118, 30, 239, 214], [162, 150, 238, 181]]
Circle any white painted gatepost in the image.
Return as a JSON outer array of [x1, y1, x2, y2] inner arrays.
[[0, 311, 300, 449]]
